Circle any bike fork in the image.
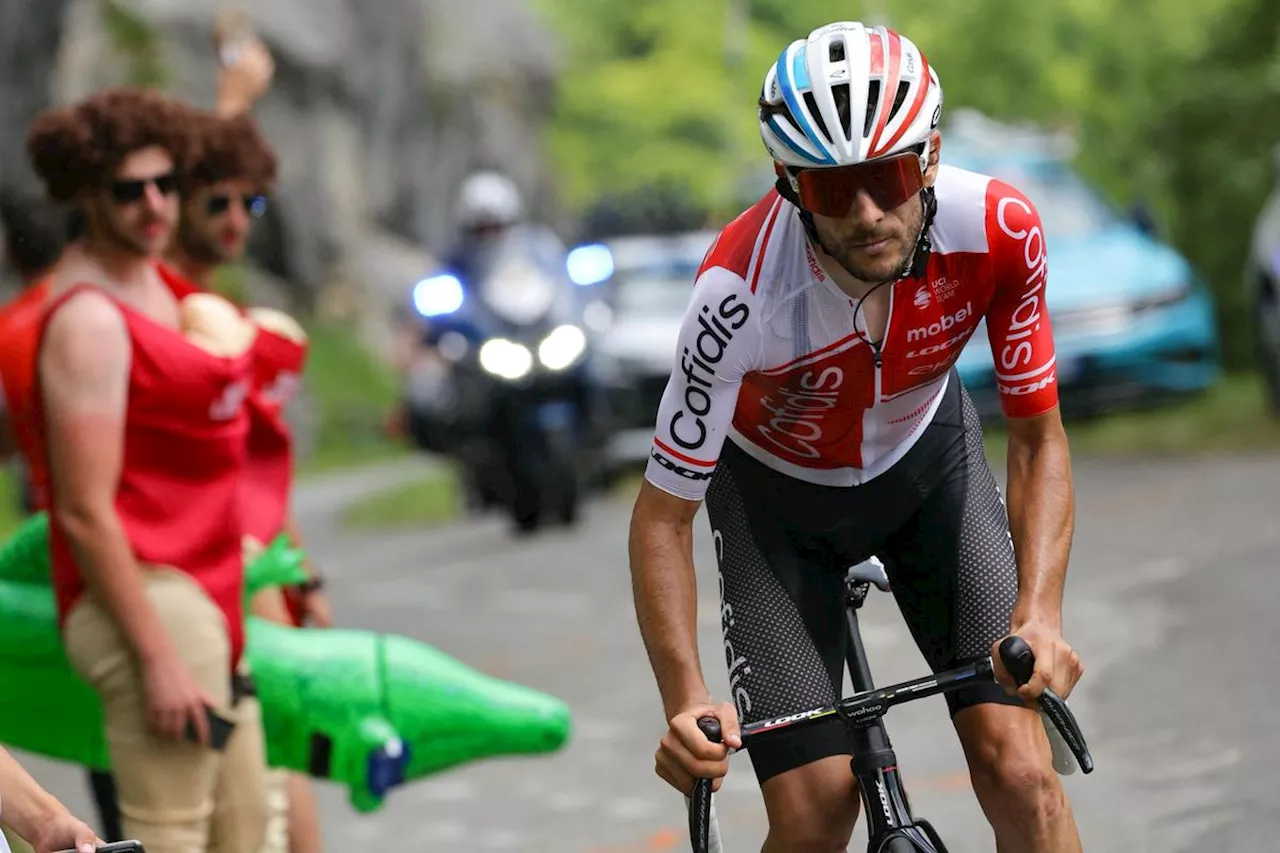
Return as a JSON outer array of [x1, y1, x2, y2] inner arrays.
[[849, 726, 933, 851]]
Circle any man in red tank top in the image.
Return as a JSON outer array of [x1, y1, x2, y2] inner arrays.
[[26, 87, 270, 853], [163, 105, 327, 853], [0, 187, 67, 515]]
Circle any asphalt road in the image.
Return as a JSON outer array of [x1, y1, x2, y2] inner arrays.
[[11, 450, 1280, 852]]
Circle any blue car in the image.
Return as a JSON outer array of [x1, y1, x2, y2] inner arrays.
[[946, 148, 1221, 417]]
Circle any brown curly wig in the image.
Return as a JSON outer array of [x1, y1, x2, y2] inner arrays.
[[186, 112, 277, 192], [25, 87, 201, 203]]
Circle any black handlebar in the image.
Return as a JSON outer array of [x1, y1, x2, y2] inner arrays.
[[997, 637, 1094, 774], [686, 634, 1095, 851], [688, 717, 722, 853]]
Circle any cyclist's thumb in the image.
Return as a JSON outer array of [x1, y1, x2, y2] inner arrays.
[[714, 701, 742, 750]]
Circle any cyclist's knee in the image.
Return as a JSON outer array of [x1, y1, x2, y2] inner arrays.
[[760, 756, 859, 851], [957, 705, 1064, 821]]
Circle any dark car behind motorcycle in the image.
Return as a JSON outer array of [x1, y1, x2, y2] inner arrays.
[[401, 228, 603, 533]]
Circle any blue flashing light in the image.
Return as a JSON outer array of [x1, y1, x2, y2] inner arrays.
[[412, 274, 464, 317], [567, 244, 615, 286]]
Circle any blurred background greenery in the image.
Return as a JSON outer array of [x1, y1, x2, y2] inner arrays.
[[541, 0, 1280, 367]]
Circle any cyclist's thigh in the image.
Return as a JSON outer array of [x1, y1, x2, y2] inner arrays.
[[705, 444, 850, 785], [881, 384, 1022, 716]]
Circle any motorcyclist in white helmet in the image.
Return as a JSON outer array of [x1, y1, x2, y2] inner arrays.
[[445, 171, 526, 280]]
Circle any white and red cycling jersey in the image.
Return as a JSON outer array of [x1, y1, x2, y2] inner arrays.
[[645, 164, 1058, 501]]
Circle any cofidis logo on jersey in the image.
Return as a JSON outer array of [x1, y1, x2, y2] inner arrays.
[[667, 293, 750, 451], [995, 195, 1049, 375]]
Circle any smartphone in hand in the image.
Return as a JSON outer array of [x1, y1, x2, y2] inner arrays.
[[54, 842, 146, 853], [182, 704, 238, 751]]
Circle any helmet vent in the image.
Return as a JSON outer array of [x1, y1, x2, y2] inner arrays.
[[828, 40, 846, 63], [863, 80, 882, 138], [836, 83, 853, 140], [890, 81, 910, 123], [803, 91, 833, 145]]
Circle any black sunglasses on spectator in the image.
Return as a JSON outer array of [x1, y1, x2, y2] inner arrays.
[[108, 172, 179, 204]]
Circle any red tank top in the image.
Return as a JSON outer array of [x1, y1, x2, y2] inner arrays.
[[243, 328, 309, 627], [37, 272, 254, 669], [242, 327, 307, 544], [0, 279, 52, 504]]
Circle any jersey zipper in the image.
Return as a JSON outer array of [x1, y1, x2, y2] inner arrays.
[[872, 284, 894, 401]]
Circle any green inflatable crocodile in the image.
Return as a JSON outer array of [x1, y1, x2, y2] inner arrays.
[[0, 514, 571, 813]]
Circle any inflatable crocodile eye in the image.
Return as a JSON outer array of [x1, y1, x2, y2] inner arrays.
[[247, 307, 308, 344], [180, 293, 258, 357]]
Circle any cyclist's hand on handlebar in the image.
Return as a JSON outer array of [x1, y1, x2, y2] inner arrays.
[[995, 620, 1083, 703], [655, 701, 741, 795]]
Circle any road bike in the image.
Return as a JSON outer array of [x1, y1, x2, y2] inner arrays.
[[688, 559, 1093, 852]]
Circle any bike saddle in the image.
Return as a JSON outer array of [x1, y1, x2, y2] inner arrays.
[[846, 558, 891, 592]]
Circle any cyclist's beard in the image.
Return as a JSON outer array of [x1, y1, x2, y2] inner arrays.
[[817, 197, 925, 284]]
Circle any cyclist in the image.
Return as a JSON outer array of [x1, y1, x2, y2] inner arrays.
[[629, 21, 1084, 853]]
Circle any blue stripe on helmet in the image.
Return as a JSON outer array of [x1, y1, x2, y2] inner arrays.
[[791, 46, 811, 90], [767, 117, 825, 165], [775, 45, 834, 165]]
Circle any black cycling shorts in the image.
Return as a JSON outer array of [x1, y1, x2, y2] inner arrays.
[[704, 373, 1022, 785]]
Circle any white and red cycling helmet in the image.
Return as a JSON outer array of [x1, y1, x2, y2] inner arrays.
[[759, 22, 943, 218]]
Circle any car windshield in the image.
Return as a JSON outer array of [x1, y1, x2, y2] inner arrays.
[[613, 262, 699, 317]]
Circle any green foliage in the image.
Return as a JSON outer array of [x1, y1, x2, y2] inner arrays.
[[209, 263, 250, 305], [301, 322, 404, 469], [103, 0, 170, 89], [340, 468, 462, 530], [1157, 1, 1280, 367], [536, 0, 1280, 367], [0, 468, 18, 538]]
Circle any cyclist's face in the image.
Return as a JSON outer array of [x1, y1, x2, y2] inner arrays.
[[811, 133, 941, 284]]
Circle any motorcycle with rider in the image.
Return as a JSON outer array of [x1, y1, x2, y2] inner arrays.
[[397, 171, 605, 533]]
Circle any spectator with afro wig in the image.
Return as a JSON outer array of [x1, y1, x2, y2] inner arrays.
[[25, 85, 271, 853]]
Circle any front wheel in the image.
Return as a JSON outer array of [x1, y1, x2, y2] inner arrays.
[[878, 837, 923, 853]]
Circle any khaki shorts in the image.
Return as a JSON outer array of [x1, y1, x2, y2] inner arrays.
[[64, 567, 269, 853]]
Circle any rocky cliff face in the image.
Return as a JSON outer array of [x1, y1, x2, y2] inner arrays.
[[0, 0, 74, 195], [6, 0, 560, 353]]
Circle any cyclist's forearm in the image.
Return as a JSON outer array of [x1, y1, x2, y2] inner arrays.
[[629, 518, 710, 717], [1005, 418, 1074, 628], [58, 508, 176, 666]]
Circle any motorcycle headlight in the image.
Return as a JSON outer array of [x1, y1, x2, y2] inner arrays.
[[478, 338, 533, 380], [538, 324, 587, 371], [412, 274, 464, 317]]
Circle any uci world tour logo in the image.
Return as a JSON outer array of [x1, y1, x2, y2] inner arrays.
[[913, 284, 931, 310]]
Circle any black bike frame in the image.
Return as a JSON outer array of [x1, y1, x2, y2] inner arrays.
[[740, 578, 978, 851], [841, 579, 953, 852], [692, 574, 1093, 853]]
